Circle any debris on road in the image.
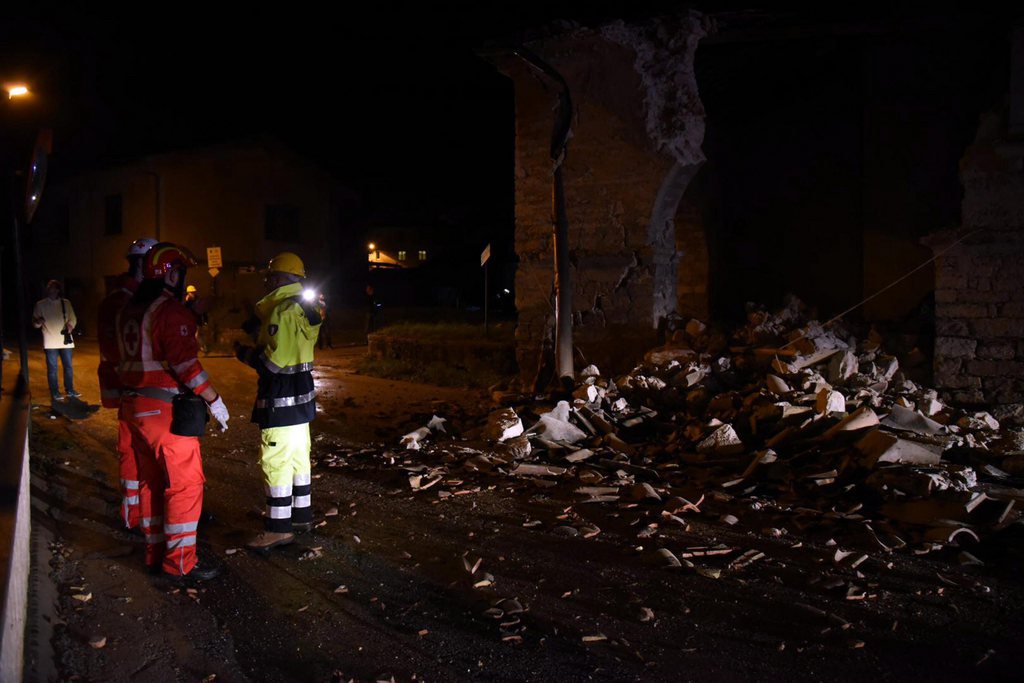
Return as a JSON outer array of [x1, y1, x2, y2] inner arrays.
[[367, 296, 1022, 580]]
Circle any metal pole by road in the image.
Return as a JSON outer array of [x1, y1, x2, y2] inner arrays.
[[9, 178, 29, 383], [512, 45, 574, 383]]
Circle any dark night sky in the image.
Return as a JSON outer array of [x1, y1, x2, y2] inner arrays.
[[1, 3, 1015, 235], [2, 2, 680, 221]]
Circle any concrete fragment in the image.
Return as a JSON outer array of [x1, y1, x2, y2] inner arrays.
[[766, 374, 791, 395], [565, 448, 595, 463], [485, 408, 525, 442], [828, 350, 859, 384], [697, 424, 745, 456], [626, 483, 661, 502], [923, 526, 979, 546], [400, 427, 431, 450], [856, 430, 943, 467], [816, 389, 846, 415], [644, 347, 697, 366], [510, 463, 567, 477], [881, 405, 945, 436], [573, 384, 603, 403], [823, 406, 879, 438], [527, 401, 587, 443], [791, 347, 841, 371], [655, 548, 682, 568], [663, 495, 703, 514]]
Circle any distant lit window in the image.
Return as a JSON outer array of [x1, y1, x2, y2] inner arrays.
[[418, 250, 427, 261], [265, 204, 301, 242], [398, 250, 407, 261], [104, 194, 122, 235]]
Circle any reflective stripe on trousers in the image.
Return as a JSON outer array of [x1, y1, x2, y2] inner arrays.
[[123, 394, 205, 576], [259, 423, 312, 532]]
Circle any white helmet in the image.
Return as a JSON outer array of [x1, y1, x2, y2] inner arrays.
[[127, 237, 159, 258]]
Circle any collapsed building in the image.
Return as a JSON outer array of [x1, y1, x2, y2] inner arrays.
[[489, 9, 1020, 409], [375, 297, 1023, 592]]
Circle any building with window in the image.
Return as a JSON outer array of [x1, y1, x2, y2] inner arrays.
[[366, 226, 435, 270], [28, 138, 359, 337]]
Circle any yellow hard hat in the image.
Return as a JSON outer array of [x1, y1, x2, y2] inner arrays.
[[268, 251, 305, 278], [186, 285, 197, 293]]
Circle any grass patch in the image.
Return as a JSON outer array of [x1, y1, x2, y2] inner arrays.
[[374, 321, 514, 341], [354, 355, 506, 389]]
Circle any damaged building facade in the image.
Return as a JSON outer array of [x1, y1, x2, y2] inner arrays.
[[497, 10, 1017, 406], [928, 27, 1024, 412], [495, 13, 710, 379]]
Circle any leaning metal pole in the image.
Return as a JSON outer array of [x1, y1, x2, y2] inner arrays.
[[11, 205, 29, 383], [513, 46, 574, 382]]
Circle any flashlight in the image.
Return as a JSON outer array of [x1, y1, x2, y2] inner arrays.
[[302, 288, 316, 302]]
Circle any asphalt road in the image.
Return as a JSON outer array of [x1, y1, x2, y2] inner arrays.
[[23, 341, 1024, 682]]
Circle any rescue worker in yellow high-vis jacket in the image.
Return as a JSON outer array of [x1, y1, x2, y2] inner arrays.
[[235, 251, 321, 550]]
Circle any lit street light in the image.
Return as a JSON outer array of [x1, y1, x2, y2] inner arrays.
[[5, 84, 29, 99]]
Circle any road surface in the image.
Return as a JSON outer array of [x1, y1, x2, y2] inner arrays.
[[23, 341, 1024, 682]]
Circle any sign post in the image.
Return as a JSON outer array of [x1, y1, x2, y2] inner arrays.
[[206, 246, 222, 279], [480, 243, 491, 337]]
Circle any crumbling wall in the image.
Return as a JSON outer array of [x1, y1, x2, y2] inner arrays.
[[499, 13, 709, 381], [929, 111, 1024, 411]]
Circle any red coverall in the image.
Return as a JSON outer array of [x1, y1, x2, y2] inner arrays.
[[97, 274, 140, 528], [117, 290, 212, 575]]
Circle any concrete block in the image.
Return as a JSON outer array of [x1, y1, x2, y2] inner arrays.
[[942, 304, 989, 319], [973, 318, 1024, 338], [967, 360, 1024, 377], [977, 342, 1016, 361], [935, 319, 970, 337], [935, 337, 977, 358], [856, 430, 943, 467]]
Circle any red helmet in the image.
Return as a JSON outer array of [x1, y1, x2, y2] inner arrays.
[[143, 243, 197, 279]]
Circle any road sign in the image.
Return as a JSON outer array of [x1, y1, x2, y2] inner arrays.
[[207, 246, 223, 269], [480, 243, 491, 267], [208, 267, 220, 278]]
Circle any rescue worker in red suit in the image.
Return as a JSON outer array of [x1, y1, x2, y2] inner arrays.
[[117, 243, 230, 583], [96, 237, 158, 530]]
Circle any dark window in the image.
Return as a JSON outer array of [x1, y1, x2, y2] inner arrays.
[[104, 194, 122, 235], [264, 204, 301, 242]]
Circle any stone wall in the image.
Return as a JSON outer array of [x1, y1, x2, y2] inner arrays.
[[495, 13, 709, 382], [930, 111, 1024, 410]]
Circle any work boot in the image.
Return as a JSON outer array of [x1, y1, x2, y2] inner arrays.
[[163, 559, 220, 586], [246, 531, 294, 551]]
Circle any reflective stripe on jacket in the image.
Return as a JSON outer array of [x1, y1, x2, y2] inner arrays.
[[250, 282, 321, 428], [116, 290, 211, 401]]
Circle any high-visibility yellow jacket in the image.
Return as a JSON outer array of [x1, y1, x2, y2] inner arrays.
[[246, 282, 321, 428]]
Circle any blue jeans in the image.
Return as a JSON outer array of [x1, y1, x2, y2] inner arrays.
[[44, 348, 75, 397]]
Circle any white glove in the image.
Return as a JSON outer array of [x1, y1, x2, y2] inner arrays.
[[208, 396, 230, 432]]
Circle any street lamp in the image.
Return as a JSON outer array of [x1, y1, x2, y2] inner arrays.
[[5, 84, 29, 100], [1, 83, 50, 390]]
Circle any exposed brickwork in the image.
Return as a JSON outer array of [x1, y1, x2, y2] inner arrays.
[[929, 112, 1024, 408], [495, 14, 708, 382]]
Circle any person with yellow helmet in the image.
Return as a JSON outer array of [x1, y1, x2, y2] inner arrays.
[[235, 251, 321, 550], [184, 284, 209, 353]]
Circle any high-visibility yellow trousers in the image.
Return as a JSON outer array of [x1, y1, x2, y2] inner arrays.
[[260, 423, 312, 532]]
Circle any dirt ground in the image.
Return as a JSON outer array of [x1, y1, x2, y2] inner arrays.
[[24, 341, 1024, 682]]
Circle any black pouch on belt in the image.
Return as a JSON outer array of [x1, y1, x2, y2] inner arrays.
[[170, 392, 209, 437]]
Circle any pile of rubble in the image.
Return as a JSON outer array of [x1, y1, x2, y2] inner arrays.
[[368, 298, 1023, 576]]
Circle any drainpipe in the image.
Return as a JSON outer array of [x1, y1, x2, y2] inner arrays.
[[512, 46, 575, 382]]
